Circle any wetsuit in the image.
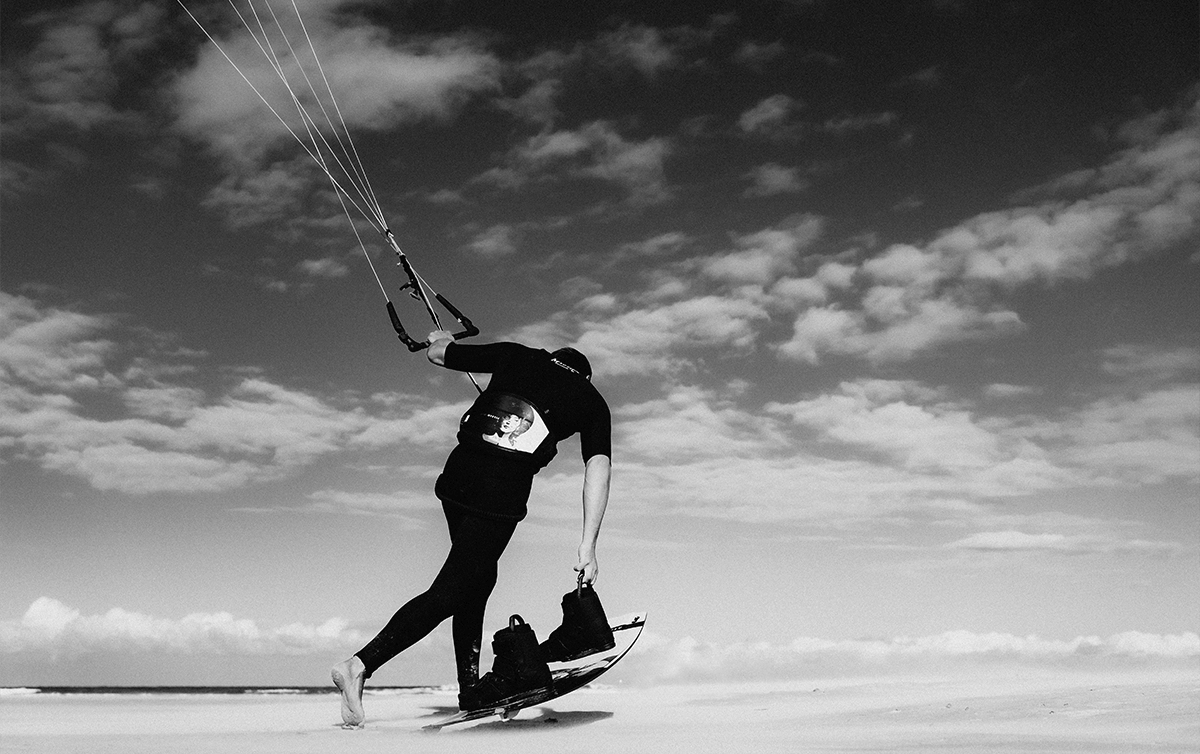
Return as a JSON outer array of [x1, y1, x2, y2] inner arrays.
[[354, 342, 611, 686]]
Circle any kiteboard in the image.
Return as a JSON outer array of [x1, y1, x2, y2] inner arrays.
[[424, 611, 646, 730]]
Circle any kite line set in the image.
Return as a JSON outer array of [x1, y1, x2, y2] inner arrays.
[[178, 0, 481, 389]]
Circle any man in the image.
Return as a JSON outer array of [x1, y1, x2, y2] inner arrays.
[[331, 330, 612, 727]]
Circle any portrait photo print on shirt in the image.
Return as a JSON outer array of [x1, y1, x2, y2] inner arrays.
[[461, 392, 551, 454]]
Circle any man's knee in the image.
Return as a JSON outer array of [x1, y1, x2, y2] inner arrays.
[[429, 568, 496, 614]]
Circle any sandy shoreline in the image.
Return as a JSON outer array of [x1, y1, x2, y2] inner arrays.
[[2, 673, 1196, 753]]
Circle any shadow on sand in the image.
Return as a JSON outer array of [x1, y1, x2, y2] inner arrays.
[[420, 705, 614, 731]]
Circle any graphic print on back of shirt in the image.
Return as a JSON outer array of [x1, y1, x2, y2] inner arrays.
[[461, 392, 550, 454]]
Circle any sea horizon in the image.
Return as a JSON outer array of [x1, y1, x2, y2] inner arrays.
[[0, 685, 448, 697]]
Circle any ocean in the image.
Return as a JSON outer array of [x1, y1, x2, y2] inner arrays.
[[0, 685, 449, 697]]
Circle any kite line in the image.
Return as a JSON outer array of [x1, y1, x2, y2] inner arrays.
[[177, 0, 481, 390]]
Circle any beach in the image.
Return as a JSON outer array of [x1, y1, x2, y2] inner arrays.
[[3, 672, 1196, 753]]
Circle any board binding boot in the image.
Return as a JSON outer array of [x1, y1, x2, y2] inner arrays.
[[539, 575, 616, 662], [458, 614, 552, 712]]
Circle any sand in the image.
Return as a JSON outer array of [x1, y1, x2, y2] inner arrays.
[[2, 673, 1196, 753]]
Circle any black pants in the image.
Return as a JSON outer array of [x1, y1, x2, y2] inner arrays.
[[355, 502, 518, 686]]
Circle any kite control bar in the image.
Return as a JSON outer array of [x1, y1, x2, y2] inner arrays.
[[382, 230, 479, 352], [386, 294, 478, 352]]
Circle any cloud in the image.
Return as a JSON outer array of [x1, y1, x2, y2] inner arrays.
[[734, 41, 787, 70], [0, 292, 451, 494], [468, 223, 519, 257], [505, 216, 823, 376], [743, 162, 808, 197], [617, 385, 788, 462], [1, 2, 166, 136], [625, 630, 1200, 684], [478, 121, 673, 207], [172, 2, 499, 233], [775, 92, 1200, 365], [1035, 387, 1200, 485], [1101, 344, 1200, 381], [4, 374, 372, 494], [0, 292, 116, 390], [173, 6, 500, 165], [199, 157, 317, 230], [737, 94, 802, 138], [983, 383, 1042, 399], [9, 598, 1194, 684], [615, 231, 691, 260], [499, 19, 714, 130], [565, 296, 769, 376], [896, 65, 942, 89], [232, 488, 430, 527], [501, 51, 574, 127], [779, 297, 1025, 364], [945, 530, 1186, 555], [767, 380, 1007, 474], [770, 376, 1198, 493], [821, 111, 898, 135], [596, 24, 681, 77], [513, 95, 1194, 375], [297, 255, 350, 279], [0, 2, 168, 196], [1, 597, 366, 657], [596, 367, 1197, 527]]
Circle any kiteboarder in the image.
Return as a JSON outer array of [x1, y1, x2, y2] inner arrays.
[[330, 330, 612, 727]]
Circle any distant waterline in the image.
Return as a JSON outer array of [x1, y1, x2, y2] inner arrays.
[[0, 686, 449, 697]]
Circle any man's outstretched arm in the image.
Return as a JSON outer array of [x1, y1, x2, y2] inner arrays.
[[576, 454, 611, 585]]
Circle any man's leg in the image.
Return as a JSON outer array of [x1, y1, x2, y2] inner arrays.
[[444, 504, 512, 688], [450, 558, 501, 687], [334, 504, 515, 724]]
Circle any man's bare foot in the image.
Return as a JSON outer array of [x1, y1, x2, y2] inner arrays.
[[331, 656, 366, 728]]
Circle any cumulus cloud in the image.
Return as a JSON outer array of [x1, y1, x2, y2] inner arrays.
[[199, 157, 317, 231], [478, 120, 672, 206], [468, 223, 519, 257], [591, 366, 1197, 529], [0, 292, 451, 495], [173, 5, 499, 165], [734, 40, 787, 70], [515, 96, 1193, 376], [627, 630, 1200, 684], [768, 379, 1010, 474], [565, 296, 769, 376], [171, 1, 499, 234], [615, 231, 691, 260], [1100, 344, 1200, 381], [3, 4, 139, 131], [297, 255, 350, 279], [231, 488, 430, 526], [596, 24, 681, 76], [0, 1, 167, 195], [1, 597, 366, 657], [743, 162, 808, 197], [510, 87, 1197, 376], [9, 598, 1193, 685], [983, 383, 1042, 399], [618, 385, 788, 462], [0, 292, 116, 389], [775, 94, 1200, 365], [945, 530, 1186, 555], [738, 94, 802, 139], [897, 65, 942, 89], [507, 215, 823, 376], [1029, 386, 1200, 485], [821, 111, 898, 135]]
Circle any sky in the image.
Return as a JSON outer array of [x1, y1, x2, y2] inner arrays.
[[1, 0, 1198, 688]]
